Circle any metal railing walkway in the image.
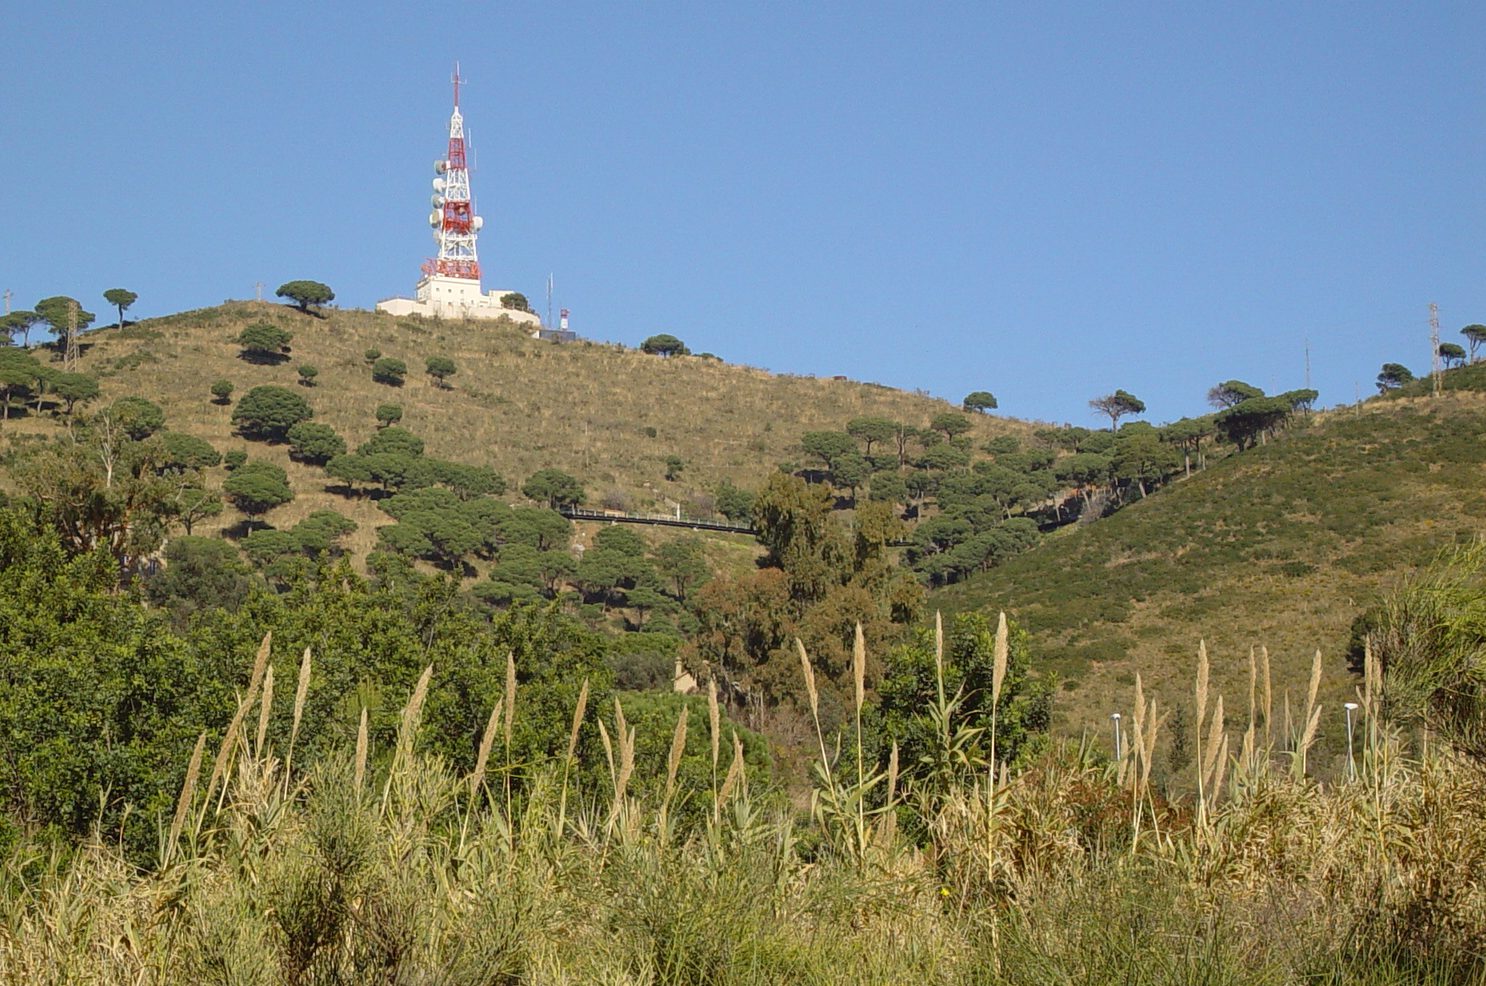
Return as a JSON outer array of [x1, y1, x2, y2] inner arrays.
[[558, 505, 758, 535], [558, 505, 922, 548]]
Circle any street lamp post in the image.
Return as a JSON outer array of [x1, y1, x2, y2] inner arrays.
[[1111, 712, 1123, 763]]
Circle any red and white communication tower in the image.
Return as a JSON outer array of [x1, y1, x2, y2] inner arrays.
[[377, 66, 538, 325], [424, 66, 483, 281]]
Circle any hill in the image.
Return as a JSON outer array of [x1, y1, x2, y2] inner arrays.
[[0, 301, 1033, 558], [938, 386, 1486, 750], [6, 314, 1485, 982], [8, 300, 1486, 763]]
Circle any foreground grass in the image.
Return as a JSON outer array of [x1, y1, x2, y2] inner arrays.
[[2, 632, 1484, 984]]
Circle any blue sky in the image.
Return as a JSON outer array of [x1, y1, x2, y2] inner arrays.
[[3, 2, 1482, 425]]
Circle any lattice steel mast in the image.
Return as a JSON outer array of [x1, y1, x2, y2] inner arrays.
[[424, 65, 484, 281]]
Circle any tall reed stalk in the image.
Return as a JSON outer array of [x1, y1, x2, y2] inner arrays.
[[11, 623, 1486, 983], [797, 628, 892, 868], [556, 678, 588, 838], [283, 646, 312, 782]]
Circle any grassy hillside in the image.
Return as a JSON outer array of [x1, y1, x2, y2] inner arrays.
[[9, 301, 1484, 757], [939, 389, 1486, 747], [1, 301, 1033, 557]]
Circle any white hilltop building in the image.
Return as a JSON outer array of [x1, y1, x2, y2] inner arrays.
[[377, 71, 540, 327]]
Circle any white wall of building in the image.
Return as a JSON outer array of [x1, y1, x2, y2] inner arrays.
[[377, 275, 540, 325]]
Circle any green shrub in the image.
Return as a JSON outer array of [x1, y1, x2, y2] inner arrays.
[[106, 396, 165, 439], [236, 321, 292, 364], [158, 432, 221, 472], [231, 385, 313, 441], [222, 459, 294, 525], [372, 357, 407, 386], [286, 422, 346, 465], [147, 535, 253, 619], [425, 355, 457, 388], [640, 334, 689, 357]]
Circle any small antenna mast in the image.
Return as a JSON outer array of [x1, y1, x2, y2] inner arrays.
[[3, 289, 11, 315], [1304, 337, 1311, 391], [65, 299, 80, 370], [547, 273, 554, 330], [1429, 302, 1442, 397]]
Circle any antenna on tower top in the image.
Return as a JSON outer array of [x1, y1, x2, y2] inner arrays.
[[452, 62, 463, 108]]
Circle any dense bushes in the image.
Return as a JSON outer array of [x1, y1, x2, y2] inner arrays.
[[325, 425, 504, 501], [0, 506, 633, 852], [0, 511, 236, 848], [1361, 542, 1486, 763]]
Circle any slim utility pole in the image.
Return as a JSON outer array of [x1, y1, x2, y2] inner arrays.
[[65, 300, 80, 370], [1303, 337, 1311, 391], [3, 289, 11, 315], [546, 273, 554, 330], [255, 281, 264, 302], [1430, 302, 1442, 397]]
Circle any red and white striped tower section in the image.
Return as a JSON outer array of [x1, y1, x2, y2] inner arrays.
[[424, 66, 484, 281], [376, 69, 537, 325]]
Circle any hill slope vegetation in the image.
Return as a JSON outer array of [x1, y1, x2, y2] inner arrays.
[[940, 389, 1486, 745], [81, 302, 1029, 499]]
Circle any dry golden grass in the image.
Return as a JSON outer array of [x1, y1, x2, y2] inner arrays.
[[0, 302, 1038, 577], [34, 301, 1033, 521]]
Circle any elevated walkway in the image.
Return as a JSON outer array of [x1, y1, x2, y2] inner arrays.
[[557, 505, 917, 547], [558, 505, 756, 535]]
